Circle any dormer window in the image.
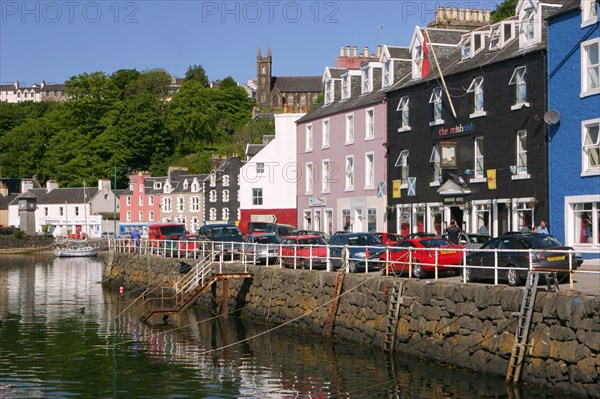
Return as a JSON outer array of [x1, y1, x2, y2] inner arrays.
[[324, 79, 334, 105], [383, 58, 393, 88], [341, 74, 350, 100], [361, 66, 372, 94], [209, 173, 216, 187], [459, 36, 472, 60], [489, 21, 515, 51], [154, 182, 162, 190], [183, 180, 189, 190], [412, 44, 424, 79], [460, 32, 487, 60], [519, 1, 541, 48], [582, 0, 598, 27]]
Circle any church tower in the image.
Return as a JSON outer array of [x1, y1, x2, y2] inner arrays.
[[256, 48, 272, 108]]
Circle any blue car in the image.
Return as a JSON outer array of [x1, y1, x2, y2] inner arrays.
[[328, 232, 385, 273]]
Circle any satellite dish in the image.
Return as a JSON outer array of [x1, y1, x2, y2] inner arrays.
[[544, 110, 560, 125]]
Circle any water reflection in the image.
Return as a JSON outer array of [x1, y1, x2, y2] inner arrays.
[[0, 255, 561, 398]]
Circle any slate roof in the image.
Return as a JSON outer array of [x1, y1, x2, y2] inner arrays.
[[546, 0, 580, 19], [246, 144, 266, 158], [327, 68, 346, 79], [35, 187, 99, 205], [387, 46, 411, 59], [0, 193, 17, 210], [272, 76, 323, 92], [426, 28, 468, 44]]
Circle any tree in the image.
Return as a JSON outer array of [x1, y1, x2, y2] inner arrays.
[[491, 0, 518, 22], [109, 69, 140, 100], [184, 65, 209, 87], [219, 76, 238, 90], [125, 69, 172, 100]]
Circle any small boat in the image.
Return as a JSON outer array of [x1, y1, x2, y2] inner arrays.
[[54, 244, 99, 257]]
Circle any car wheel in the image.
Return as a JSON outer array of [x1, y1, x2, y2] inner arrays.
[[348, 261, 358, 273], [413, 264, 425, 279], [463, 267, 475, 283], [507, 268, 523, 286]]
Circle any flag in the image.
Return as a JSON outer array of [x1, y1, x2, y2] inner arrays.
[[377, 182, 386, 198], [407, 177, 416, 196], [392, 180, 401, 198], [487, 169, 497, 190]]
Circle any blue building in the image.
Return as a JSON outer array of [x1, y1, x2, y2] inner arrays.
[[548, 0, 599, 259]]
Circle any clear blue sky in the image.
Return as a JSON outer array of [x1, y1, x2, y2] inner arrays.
[[1, 0, 502, 86]]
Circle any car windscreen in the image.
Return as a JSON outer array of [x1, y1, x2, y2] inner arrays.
[[519, 235, 563, 249], [299, 237, 327, 246], [160, 225, 186, 235], [346, 234, 383, 246], [253, 235, 279, 244], [470, 235, 490, 244], [210, 227, 243, 239], [420, 239, 453, 248], [249, 222, 270, 233]]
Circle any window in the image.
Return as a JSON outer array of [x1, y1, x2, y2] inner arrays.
[[362, 66, 371, 94], [441, 142, 457, 168], [345, 156, 354, 190], [304, 210, 312, 230], [520, 3, 538, 45], [430, 144, 441, 184], [44, 207, 48, 216], [459, 35, 472, 60], [191, 196, 200, 211], [341, 74, 350, 100], [368, 208, 377, 232], [306, 162, 314, 194], [223, 175, 230, 187], [209, 190, 217, 202], [256, 163, 265, 175], [397, 150, 409, 181], [346, 114, 354, 143], [139, 195, 144, 206], [177, 197, 184, 212], [288, 95, 294, 106], [126, 211, 131, 221], [163, 197, 172, 212], [581, 38, 599, 97], [149, 195, 154, 206], [571, 200, 599, 246], [474, 136, 485, 179], [306, 124, 313, 151], [324, 79, 334, 105], [149, 211, 154, 221], [412, 43, 424, 79], [252, 188, 263, 206], [126, 196, 131, 206], [301, 95, 307, 106], [467, 77, 485, 116], [383, 59, 392, 88], [516, 130, 529, 177], [209, 208, 217, 221], [222, 208, 230, 221], [183, 180, 188, 190], [139, 211, 144, 221], [509, 66, 528, 107], [138, 183, 143, 193], [209, 173, 216, 187], [365, 109, 374, 139], [191, 217, 198, 231], [322, 119, 330, 148], [342, 209, 351, 231], [397, 96, 410, 131], [582, 118, 600, 175], [365, 152, 374, 188], [516, 202, 533, 232], [429, 87, 443, 125], [322, 160, 330, 193], [582, 0, 598, 26], [223, 190, 230, 202]]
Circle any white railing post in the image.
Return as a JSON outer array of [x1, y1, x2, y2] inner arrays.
[[462, 248, 467, 283], [309, 244, 313, 270], [385, 246, 389, 277], [409, 248, 413, 278], [434, 248, 439, 281], [494, 249, 498, 285], [326, 245, 331, 272]]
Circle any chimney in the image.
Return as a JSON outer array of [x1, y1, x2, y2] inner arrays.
[[353, 46, 358, 57], [46, 180, 59, 192], [0, 182, 8, 196], [376, 45, 382, 58], [98, 178, 111, 192], [363, 46, 369, 57], [340, 46, 344, 57], [346, 45, 351, 57]]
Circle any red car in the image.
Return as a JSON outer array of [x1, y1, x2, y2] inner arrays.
[[379, 237, 465, 278], [375, 232, 404, 246], [280, 235, 329, 269]]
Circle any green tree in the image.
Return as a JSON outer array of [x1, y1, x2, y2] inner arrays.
[[491, 0, 518, 22], [125, 69, 172, 100], [184, 64, 209, 87], [109, 69, 140, 100], [219, 76, 238, 90]]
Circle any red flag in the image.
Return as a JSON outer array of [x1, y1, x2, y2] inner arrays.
[[422, 31, 430, 78]]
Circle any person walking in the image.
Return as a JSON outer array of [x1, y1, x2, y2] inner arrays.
[[536, 220, 549, 234], [131, 228, 141, 253], [445, 219, 461, 243]]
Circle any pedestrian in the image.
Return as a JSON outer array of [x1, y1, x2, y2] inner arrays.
[[445, 219, 461, 243], [131, 228, 141, 253], [536, 220, 549, 234]]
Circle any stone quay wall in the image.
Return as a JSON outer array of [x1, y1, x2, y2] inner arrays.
[[103, 254, 600, 398]]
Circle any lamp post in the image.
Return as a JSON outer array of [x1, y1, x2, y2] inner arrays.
[[114, 164, 117, 235]]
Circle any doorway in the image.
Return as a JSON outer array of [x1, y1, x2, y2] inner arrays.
[[450, 206, 464, 229]]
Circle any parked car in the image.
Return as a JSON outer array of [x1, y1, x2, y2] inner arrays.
[[148, 223, 187, 252], [328, 232, 385, 273], [243, 233, 280, 264], [404, 232, 439, 240], [246, 222, 297, 240], [198, 224, 245, 258], [375, 232, 404, 246], [175, 233, 206, 258], [464, 233, 583, 286], [280, 235, 329, 269], [293, 230, 330, 242], [378, 237, 465, 278], [443, 232, 491, 250]]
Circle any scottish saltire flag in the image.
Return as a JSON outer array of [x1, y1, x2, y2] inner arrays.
[[407, 177, 416, 196]]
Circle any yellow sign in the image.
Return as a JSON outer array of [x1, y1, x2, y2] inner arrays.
[[486, 169, 497, 190], [392, 180, 402, 198]]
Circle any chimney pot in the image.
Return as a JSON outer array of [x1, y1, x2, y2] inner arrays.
[[346, 45, 351, 57], [353, 46, 358, 57], [364, 46, 369, 57], [376, 44, 382, 58], [340, 46, 344, 57]]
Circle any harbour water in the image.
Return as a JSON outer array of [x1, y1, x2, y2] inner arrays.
[[0, 254, 564, 398]]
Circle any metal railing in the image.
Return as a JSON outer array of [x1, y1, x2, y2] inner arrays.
[[108, 237, 599, 289]]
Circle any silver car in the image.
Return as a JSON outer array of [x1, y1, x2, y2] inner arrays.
[[244, 233, 280, 264]]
